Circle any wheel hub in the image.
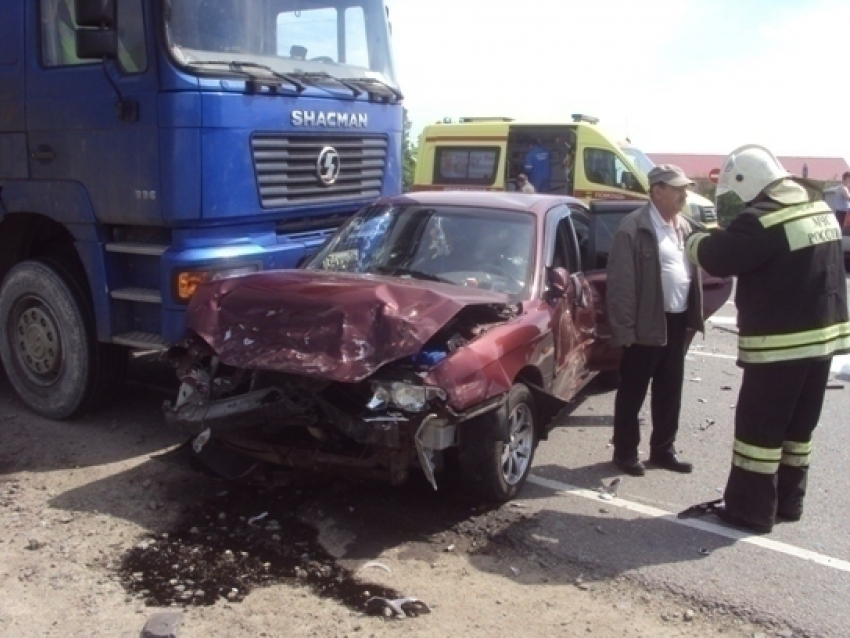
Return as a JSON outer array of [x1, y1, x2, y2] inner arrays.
[[16, 306, 60, 378]]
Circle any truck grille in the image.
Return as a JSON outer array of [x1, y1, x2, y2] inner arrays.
[[251, 134, 387, 208]]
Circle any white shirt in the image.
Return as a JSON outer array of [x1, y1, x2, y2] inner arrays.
[[837, 184, 850, 211], [648, 203, 691, 313]]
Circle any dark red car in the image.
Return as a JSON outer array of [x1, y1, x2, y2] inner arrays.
[[164, 192, 731, 501]]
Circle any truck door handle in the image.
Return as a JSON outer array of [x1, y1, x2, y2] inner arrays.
[[31, 146, 56, 162]]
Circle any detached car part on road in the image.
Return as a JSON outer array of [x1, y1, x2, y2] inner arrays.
[[164, 192, 732, 501]]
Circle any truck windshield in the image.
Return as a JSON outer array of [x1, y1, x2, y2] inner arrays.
[[619, 145, 656, 177], [164, 0, 398, 88]]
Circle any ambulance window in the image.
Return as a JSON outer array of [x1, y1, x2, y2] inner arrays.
[[434, 147, 501, 185], [584, 148, 645, 194]]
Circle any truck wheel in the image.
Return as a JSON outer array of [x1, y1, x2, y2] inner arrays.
[[458, 384, 538, 502], [0, 259, 126, 419]]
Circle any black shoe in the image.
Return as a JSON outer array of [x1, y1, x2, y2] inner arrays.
[[648, 452, 693, 474], [613, 456, 645, 476], [713, 505, 773, 534], [776, 510, 802, 522]]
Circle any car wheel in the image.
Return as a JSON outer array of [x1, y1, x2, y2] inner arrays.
[[459, 383, 537, 502], [0, 258, 126, 419]]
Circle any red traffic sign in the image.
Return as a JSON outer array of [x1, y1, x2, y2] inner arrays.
[[708, 168, 721, 184]]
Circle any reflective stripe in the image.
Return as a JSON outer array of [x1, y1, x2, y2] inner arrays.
[[734, 439, 782, 461], [685, 232, 709, 266], [733, 455, 780, 474], [781, 440, 813, 468], [759, 201, 833, 229], [783, 213, 841, 251], [738, 322, 850, 364], [733, 440, 782, 474]]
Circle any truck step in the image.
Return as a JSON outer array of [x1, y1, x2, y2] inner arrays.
[[110, 287, 162, 303], [112, 331, 167, 350], [105, 242, 169, 256]]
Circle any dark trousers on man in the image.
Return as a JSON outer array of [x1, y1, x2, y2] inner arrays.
[[613, 311, 688, 461], [724, 358, 831, 529]]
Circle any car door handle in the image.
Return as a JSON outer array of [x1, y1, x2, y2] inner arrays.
[[30, 146, 56, 162]]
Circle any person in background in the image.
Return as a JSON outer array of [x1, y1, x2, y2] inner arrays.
[[606, 165, 703, 477], [834, 171, 850, 228], [685, 144, 850, 534], [516, 173, 535, 193], [523, 139, 551, 192]]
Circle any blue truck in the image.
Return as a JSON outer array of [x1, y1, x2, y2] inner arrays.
[[0, 0, 403, 419]]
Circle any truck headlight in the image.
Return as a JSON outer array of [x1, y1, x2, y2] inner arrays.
[[174, 265, 260, 302]]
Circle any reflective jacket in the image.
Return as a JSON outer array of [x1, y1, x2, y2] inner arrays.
[[686, 192, 850, 366]]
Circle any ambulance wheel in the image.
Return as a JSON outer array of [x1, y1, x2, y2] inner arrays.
[[0, 258, 126, 419]]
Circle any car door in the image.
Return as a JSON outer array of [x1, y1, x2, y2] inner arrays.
[[545, 205, 596, 401]]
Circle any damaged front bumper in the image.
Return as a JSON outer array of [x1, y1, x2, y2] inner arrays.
[[162, 341, 506, 489]]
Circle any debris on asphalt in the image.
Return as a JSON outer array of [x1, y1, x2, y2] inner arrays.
[[699, 419, 716, 431], [598, 478, 620, 500], [247, 512, 268, 527], [509, 566, 521, 576], [721, 385, 733, 391], [359, 561, 393, 575], [140, 611, 182, 638], [365, 596, 431, 618], [698, 548, 712, 556]]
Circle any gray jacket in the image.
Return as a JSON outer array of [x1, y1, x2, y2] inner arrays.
[[606, 203, 704, 347]]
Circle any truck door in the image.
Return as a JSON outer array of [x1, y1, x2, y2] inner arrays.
[[0, 1, 27, 183], [547, 205, 595, 401], [26, 0, 160, 225]]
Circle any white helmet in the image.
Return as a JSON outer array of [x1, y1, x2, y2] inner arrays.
[[716, 144, 790, 204]]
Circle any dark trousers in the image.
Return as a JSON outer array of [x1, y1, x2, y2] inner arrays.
[[836, 210, 847, 229], [724, 359, 831, 528], [613, 312, 688, 460]]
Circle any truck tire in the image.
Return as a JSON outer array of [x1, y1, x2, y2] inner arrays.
[[458, 384, 538, 502], [0, 258, 126, 419]]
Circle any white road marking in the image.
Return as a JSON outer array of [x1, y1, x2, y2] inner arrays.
[[527, 475, 850, 574], [708, 316, 737, 325], [832, 353, 850, 373], [691, 351, 737, 360]]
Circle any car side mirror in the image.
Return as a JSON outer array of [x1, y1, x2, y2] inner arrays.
[[549, 267, 588, 307], [548, 267, 570, 298]]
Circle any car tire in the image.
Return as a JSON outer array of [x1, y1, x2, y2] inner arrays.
[[458, 383, 537, 502], [0, 258, 126, 419]]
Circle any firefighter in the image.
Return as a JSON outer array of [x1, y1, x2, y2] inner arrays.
[[684, 144, 850, 533]]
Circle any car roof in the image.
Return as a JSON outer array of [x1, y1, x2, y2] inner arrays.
[[377, 191, 588, 217]]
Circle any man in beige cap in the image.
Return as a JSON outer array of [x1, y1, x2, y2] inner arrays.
[[606, 164, 705, 476]]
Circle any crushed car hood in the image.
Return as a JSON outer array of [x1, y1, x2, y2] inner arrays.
[[186, 270, 513, 382]]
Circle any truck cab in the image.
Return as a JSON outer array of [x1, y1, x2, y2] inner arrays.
[[0, 0, 403, 419], [413, 114, 718, 228]]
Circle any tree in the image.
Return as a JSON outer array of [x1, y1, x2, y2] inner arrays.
[[402, 108, 417, 191]]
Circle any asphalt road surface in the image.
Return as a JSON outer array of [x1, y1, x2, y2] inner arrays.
[[527, 276, 850, 637]]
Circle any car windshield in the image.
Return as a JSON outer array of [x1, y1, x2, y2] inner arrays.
[[163, 0, 398, 88], [306, 204, 537, 299]]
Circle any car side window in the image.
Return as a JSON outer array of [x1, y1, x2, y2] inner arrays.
[[554, 218, 581, 274], [570, 211, 591, 272]]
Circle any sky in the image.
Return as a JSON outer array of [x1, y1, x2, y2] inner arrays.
[[386, 0, 849, 160]]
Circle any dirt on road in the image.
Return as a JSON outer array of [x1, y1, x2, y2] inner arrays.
[[0, 365, 774, 638]]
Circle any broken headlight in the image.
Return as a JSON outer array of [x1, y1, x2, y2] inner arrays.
[[367, 381, 447, 413]]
